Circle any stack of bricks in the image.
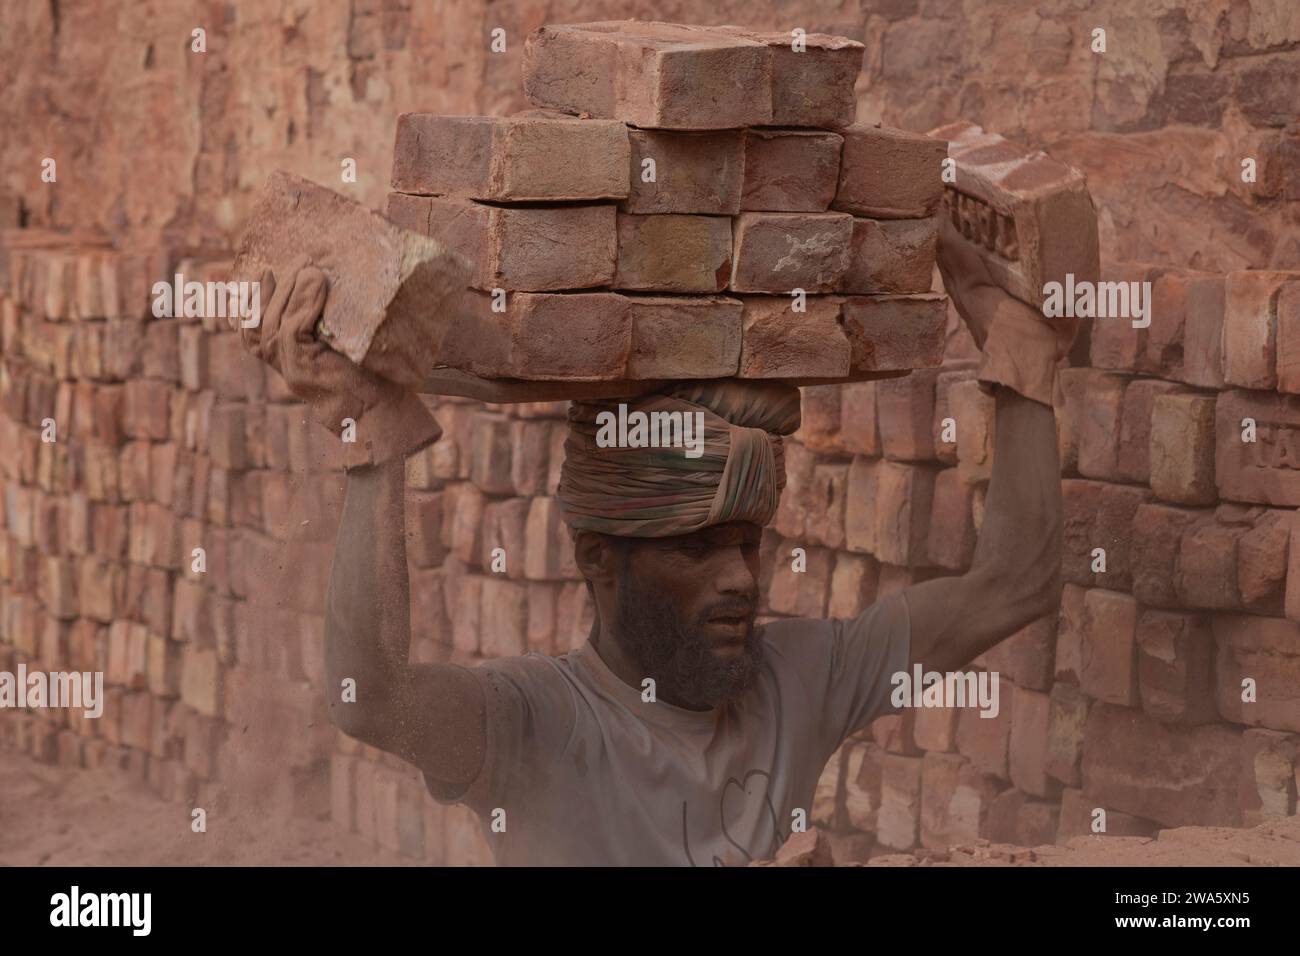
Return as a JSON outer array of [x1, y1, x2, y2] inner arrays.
[[803, 263, 1300, 858], [383, 20, 949, 393]]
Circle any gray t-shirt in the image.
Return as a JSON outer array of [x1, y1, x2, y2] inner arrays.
[[425, 592, 911, 866]]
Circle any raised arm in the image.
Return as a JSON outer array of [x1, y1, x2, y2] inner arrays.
[[899, 216, 1075, 673], [241, 264, 485, 790]]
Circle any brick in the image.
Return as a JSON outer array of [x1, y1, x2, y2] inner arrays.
[[1241, 729, 1299, 824], [737, 296, 848, 378], [1275, 281, 1300, 393], [843, 456, 878, 555], [834, 124, 947, 220], [1055, 788, 1160, 841], [767, 545, 831, 618], [839, 382, 880, 456], [439, 291, 632, 381], [522, 22, 773, 129], [1149, 392, 1217, 505], [1217, 389, 1300, 506], [387, 194, 616, 292], [1045, 682, 1089, 787], [1180, 275, 1226, 388], [1008, 686, 1055, 798], [392, 113, 629, 200], [876, 753, 923, 850], [233, 171, 471, 387], [1174, 516, 1243, 609], [838, 294, 948, 374], [827, 553, 879, 619], [929, 121, 1100, 310], [919, 752, 965, 847], [1116, 379, 1184, 485], [913, 701, 959, 753], [1075, 372, 1126, 481], [955, 689, 1012, 780], [802, 464, 848, 550], [925, 468, 976, 570], [625, 295, 742, 379], [1135, 609, 1217, 726], [740, 130, 843, 213], [948, 377, 996, 484], [1130, 503, 1201, 607], [713, 27, 862, 127], [873, 461, 935, 566], [1092, 483, 1149, 591], [1078, 589, 1138, 706], [730, 212, 851, 293], [986, 789, 1060, 846], [622, 129, 744, 215], [1237, 509, 1288, 614], [877, 368, 937, 461], [123, 379, 170, 440], [509, 421, 551, 497], [841, 217, 938, 295], [983, 614, 1056, 691], [615, 213, 736, 293], [180, 645, 223, 718], [1081, 703, 1245, 827], [1223, 270, 1300, 389], [1212, 615, 1300, 733], [793, 384, 842, 455]]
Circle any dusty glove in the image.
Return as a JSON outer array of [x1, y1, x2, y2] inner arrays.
[[936, 215, 1080, 407], [240, 262, 442, 470]]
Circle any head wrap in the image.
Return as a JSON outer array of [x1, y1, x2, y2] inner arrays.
[[556, 379, 802, 538]]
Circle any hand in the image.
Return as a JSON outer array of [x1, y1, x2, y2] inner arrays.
[[935, 214, 1080, 406], [239, 262, 442, 469]]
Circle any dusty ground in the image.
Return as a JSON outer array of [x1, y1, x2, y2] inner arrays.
[[0, 749, 410, 867], [5, 745, 1297, 867]]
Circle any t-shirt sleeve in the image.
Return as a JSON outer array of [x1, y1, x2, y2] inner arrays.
[[422, 653, 577, 815], [763, 590, 912, 751]]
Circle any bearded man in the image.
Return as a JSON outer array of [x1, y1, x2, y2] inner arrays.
[[240, 219, 1074, 866]]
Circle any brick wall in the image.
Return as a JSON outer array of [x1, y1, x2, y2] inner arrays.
[[2, 1, 1298, 863]]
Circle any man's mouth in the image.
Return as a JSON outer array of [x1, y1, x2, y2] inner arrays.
[[704, 608, 754, 640]]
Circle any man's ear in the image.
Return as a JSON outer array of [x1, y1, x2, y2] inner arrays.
[[573, 530, 626, 587]]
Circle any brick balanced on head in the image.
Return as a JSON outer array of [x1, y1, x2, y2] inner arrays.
[[385, 19, 952, 390]]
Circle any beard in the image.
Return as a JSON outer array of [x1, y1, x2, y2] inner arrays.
[[612, 572, 765, 709]]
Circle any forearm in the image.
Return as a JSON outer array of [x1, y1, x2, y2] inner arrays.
[[324, 457, 413, 738], [967, 386, 1063, 613]]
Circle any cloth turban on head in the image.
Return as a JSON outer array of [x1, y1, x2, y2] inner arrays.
[[556, 379, 803, 538]]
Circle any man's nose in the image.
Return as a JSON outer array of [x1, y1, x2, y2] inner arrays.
[[713, 545, 759, 599]]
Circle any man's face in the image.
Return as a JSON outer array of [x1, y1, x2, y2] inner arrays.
[[610, 522, 765, 709]]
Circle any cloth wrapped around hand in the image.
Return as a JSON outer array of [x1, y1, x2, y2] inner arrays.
[[556, 379, 802, 538]]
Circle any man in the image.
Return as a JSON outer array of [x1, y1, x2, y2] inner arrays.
[[240, 219, 1076, 866]]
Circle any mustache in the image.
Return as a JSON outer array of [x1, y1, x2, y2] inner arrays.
[[701, 599, 756, 619]]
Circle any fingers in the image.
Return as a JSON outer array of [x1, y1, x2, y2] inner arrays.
[[281, 267, 329, 343], [240, 268, 276, 354]]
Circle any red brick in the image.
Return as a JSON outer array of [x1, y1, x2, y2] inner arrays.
[[1216, 389, 1300, 506], [392, 114, 629, 201], [1135, 609, 1217, 726], [1149, 392, 1217, 505], [930, 121, 1100, 311], [839, 381, 880, 456], [983, 614, 1056, 691], [872, 461, 935, 566], [841, 217, 938, 295], [1045, 682, 1090, 787], [1240, 728, 1299, 824], [1081, 702, 1245, 827], [839, 293, 948, 374], [622, 129, 744, 215], [794, 385, 841, 456], [1008, 686, 1056, 798], [1079, 589, 1138, 706], [626, 295, 742, 379], [730, 212, 851, 293], [1129, 503, 1201, 607], [876, 753, 923, 849], [955, 688, 1012, 780], [1238, 509, 1289, 614], [925, 468, 976, 571], [1116, 379, 1184, 484], [877, 368, 938, 461], [767, 544, 831, 618], [835, 125, 946, 220], [713, 27, 862, 127], [737, 296, 848, 378], [1223, 270, 1300, 389], [388, 194, 616, 292], [522, 22, 773, 129], [612, 211, 735, 293], [1174, 516, 1244, 610], [1213, 615, 1300, 733], [479, 577, 528, 658], [1092, 483, 1150, 591], [827, 552, 879, 619], [1180, 275, 1226, 388], [439, 291, 632, 381], [1275, 281, 1300, 393], [1074, 371, 1126, 481], [740, 130, 842, 212]]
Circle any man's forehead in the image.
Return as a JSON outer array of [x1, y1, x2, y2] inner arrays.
[[670, 522, 763, 546]]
